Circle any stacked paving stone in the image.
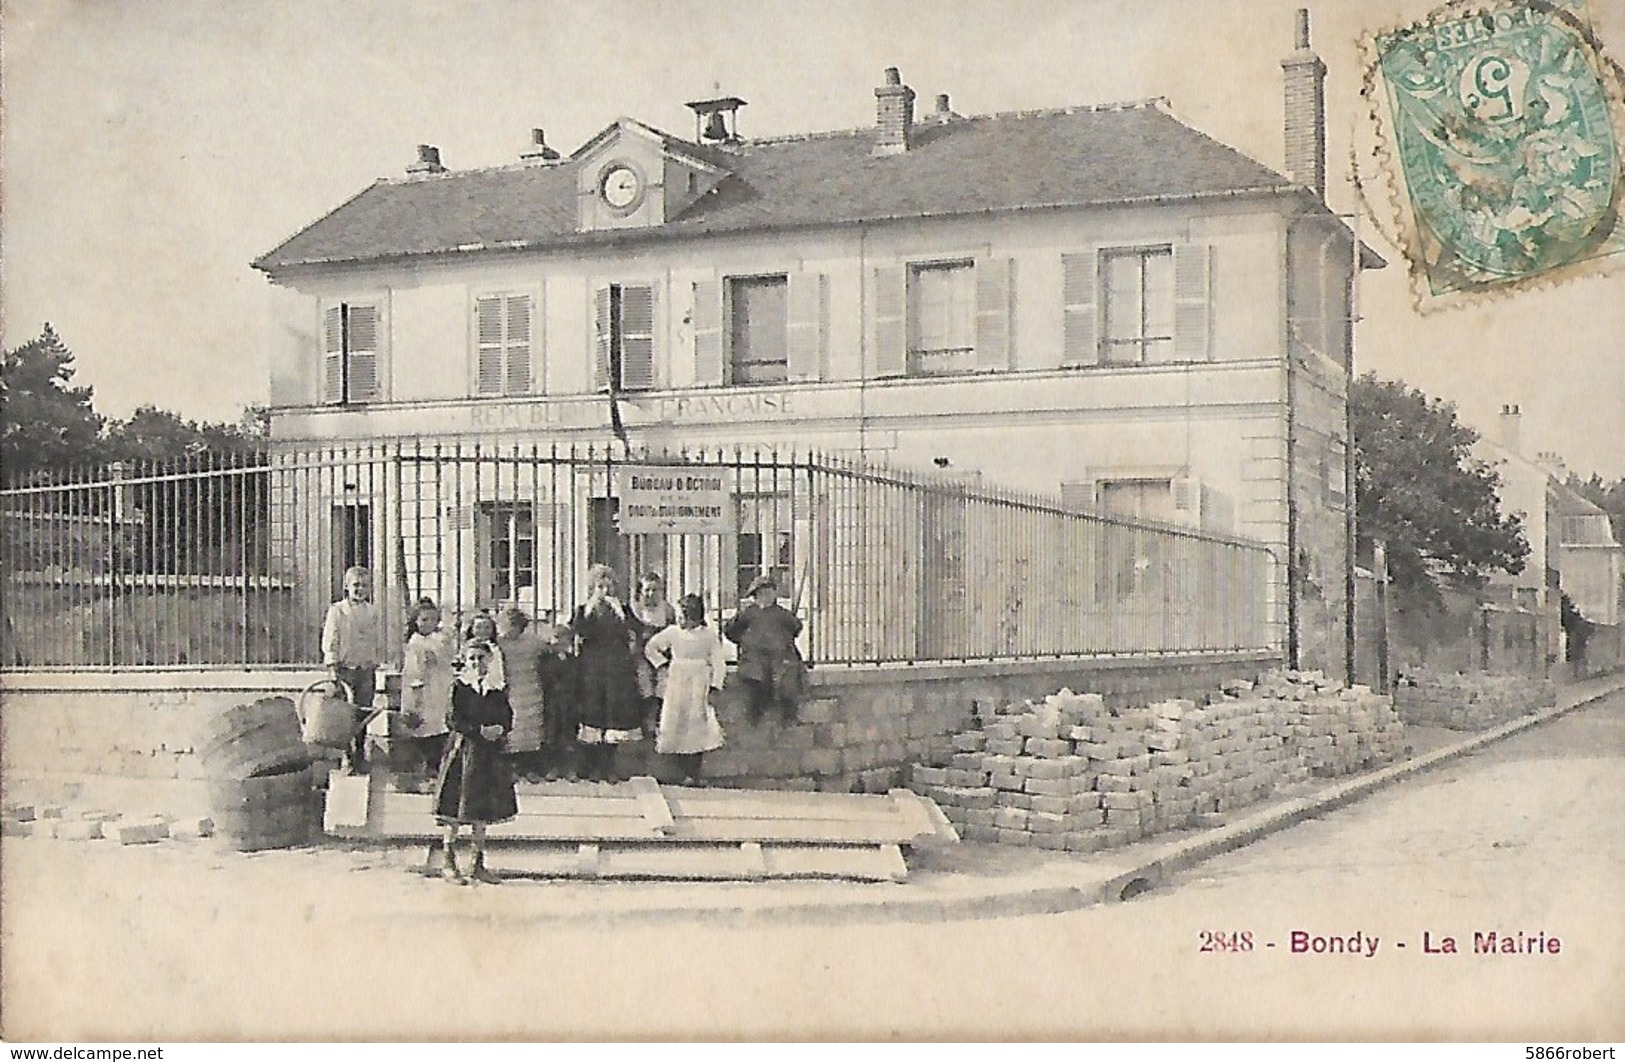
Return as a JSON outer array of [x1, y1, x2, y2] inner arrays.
[[1393, 668, 1557, 730], [911, 670, 1407, 852]]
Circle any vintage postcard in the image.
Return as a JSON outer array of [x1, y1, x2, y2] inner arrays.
[[2, 0, 1622, 1046]]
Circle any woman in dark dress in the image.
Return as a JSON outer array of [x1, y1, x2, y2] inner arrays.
[[433, 639, 518, 885], [570, 564, 643, 782]]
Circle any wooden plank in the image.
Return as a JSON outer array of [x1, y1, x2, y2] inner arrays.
[[493, 842, 908, 882], [628, 776, 674, 834], [323, 774, 370, 831], [761, 843, 909, 882], [387, 790, 648, 819], [665, 818, 924, 843], [664, 796, 911, 823]]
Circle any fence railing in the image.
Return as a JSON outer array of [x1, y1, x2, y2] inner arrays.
[[1, 443, 1275, 669]]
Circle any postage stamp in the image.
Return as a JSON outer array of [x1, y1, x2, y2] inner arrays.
[[1363, 0, 1625, 306]]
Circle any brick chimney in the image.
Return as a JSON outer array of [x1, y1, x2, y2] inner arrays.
[[1281, 8, 1326, 199], [1499, 403, 1523, 455], [406, 144, 446, 176], [520, 128, 562, 165], [873, 67, 916, 156]]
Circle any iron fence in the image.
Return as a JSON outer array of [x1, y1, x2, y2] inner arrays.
[[1, 442, 1275, 669]]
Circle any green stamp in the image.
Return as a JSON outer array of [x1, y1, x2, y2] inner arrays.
[[1369, 1, 1625, 298]]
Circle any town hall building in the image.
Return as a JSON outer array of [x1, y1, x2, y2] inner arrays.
[[254, 11, 1378, 677]]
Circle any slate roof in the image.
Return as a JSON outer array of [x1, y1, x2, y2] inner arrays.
[[254, 100, 1296, 273]]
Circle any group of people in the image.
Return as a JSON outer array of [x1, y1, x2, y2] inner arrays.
[[318, 563, 807, 885]]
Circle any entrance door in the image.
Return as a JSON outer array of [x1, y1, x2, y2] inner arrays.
[[588, 496, 630, 596], [331, 504, 371, 599]]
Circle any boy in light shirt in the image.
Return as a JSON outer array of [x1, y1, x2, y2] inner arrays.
[[321, 566, 384, 774]]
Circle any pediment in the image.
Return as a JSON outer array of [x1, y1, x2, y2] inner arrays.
[[574, 119, 733, 232]]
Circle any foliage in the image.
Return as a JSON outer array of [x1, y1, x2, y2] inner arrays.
[[1351, 372, 1529, 600], [103, 405, 265, 466], [2, 325, 266, 483], [1, 324, 105, 481]]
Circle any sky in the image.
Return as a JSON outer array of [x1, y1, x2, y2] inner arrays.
[[3, 0, 1624, 477]]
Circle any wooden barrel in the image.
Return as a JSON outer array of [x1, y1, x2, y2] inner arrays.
[[196, 696, 310, 780], [207, 766, 314, 851]]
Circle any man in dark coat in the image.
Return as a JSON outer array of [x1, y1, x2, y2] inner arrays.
[[723, 574, 805, 723]]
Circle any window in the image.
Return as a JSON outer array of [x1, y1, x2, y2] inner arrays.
[[321, 303, 380, 404], [909, 261, 975, 374], [729, 275, 789, 384], [594, 284, 655, 392], [475, 294, 532, 396], [736, 494, 794, 601], [479, 502, 535, 606], [1102, 247, 1174, 364], [1097, 479, 1173, 602]]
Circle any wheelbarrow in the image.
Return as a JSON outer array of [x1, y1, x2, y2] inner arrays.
[[297, 678, 399, 751]]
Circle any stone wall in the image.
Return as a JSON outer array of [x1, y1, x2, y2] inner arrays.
[[2, 652, 1279, 792], [1392, 668, 1556, 730], [1, 671, 329, 783], [910, 668, 1406, 851]]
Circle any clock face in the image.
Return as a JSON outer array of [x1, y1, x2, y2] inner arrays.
[[601, 165, 642, 210]]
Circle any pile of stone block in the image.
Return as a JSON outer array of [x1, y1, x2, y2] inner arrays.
[[1393, 668, 1556, 730], [910, 669, 1407, 852]]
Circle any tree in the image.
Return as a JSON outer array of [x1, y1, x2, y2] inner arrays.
[[103, 404, 264, 466], [0, 324, 105, 481], [1351, 372, 1528, 599]]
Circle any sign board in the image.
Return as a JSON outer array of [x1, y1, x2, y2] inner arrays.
[[615, 465, 734, 534]]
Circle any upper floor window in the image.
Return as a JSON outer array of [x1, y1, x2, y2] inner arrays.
[[909, 261, 975, 374], [1102, 247, 1175, 364], [593, 284, 655, 392], [730, 275, 789, 385], [322, 302, 379, 405], [1063, 243, 1211, 367], [475, 294, 532, 396], [872, 258, 1013, 378]]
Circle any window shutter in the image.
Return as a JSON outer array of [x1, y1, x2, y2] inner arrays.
[[592, 286, 613, 391], [322, 305, 344, 404], [1172, 475, 1202, 520], [476, 297, 504, 396], [620, 285, 656, 392], [974, 258, 1014, 370], [692, 280, 723, 386], [786, 271, 826, 382], [1061, 250, 1099, 366], [346, 304, 379, 402], [1174, 243, 1212, 363], [872, 265, 907, 378], [505, 294, 532, 394]]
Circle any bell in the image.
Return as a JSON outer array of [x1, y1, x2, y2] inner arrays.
[[703, 110, 730, 141]]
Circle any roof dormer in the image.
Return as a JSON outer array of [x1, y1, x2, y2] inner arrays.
[[573, 118, 732, 233]]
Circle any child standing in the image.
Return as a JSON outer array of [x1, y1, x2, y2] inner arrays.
[[643, 594, 727, 784], [536, 613, 578, 780], [570, 564, 643, 783], [433, 639, 518, 885], [497, 607, 547, 781], [629, 572, 678, 736], [400, 599, 454, 789], [462, 611, 507, 689], [321, 566, 385, 774], [723, 574, 805, 724]]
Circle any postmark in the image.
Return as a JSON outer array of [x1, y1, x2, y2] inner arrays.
[[1362, 0, 1625, 307]]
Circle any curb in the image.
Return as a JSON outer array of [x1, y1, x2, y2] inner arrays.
[[413, 676, 1625, 928]]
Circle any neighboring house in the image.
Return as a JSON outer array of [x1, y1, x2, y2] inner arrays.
[[253, 11, 1378, 676], [1477, 405, 1624, 666]]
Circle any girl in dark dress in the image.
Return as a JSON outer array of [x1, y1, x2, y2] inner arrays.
[[570, 564, 643, 783], [433, 639, 518, 885]]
